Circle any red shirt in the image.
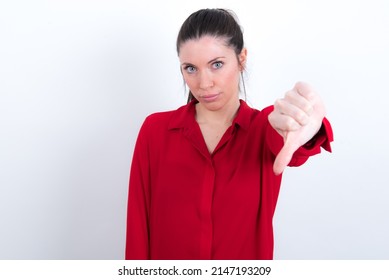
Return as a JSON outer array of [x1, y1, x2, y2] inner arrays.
[[125, 100, 333, 260]]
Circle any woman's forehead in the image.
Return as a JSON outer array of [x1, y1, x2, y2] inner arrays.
[[178, 36, 235, 63]]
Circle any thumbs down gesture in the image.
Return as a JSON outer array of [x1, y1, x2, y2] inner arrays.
[[268, 82, 326, 175]]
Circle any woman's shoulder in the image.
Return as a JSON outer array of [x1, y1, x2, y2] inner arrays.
[[145, 110, 175, 123], [141, 102, 193, 130], [141, 111, 174, 134], [238, 100, 275, 124]]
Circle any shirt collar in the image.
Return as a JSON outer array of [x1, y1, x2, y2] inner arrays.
[[168, 99, 252, 131]]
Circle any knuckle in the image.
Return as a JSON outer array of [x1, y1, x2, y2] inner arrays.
[[286, 118, 299, 130], [296, 111, 308, 124], [285, 120, 293, 130], [285, 90, 295, 99], [305, 90, 317, 101], [274, 98, 283, 108], [304, 103, 314, 114]]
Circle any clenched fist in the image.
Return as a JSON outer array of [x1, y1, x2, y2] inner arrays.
[[268, 82, 326, 175]]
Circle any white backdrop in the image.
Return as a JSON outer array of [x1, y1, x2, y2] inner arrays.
[[1, 0, 388, 259]]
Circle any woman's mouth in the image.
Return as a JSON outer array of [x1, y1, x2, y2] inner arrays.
[[200, 93, 220, 102]]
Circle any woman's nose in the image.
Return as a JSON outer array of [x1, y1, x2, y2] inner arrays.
[[199, 70, 214, 89]]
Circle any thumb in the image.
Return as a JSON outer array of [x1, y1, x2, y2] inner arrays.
[[273, 135, 299, 176]]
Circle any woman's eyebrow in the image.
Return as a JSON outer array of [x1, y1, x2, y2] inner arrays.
[[207, 56, 225, 64], [181, 57, 226, 67], [181, 62, 194, 67]]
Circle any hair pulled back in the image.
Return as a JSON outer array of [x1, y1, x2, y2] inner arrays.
[[176, 9, 245, 103]]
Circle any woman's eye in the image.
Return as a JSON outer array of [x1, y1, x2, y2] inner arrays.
[[185, 66, 196, 73], [213, 61, 224, 69]]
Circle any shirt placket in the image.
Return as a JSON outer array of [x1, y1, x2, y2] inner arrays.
[[183, 125, 235, 259], [199, 158, 215, 259]]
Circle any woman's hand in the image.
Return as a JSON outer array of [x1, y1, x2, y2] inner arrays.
[[268, 81, 326, 175]]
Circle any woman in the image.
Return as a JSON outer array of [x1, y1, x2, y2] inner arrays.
[[125, 8, 333, 260]]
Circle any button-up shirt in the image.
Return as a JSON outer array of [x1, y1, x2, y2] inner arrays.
[[126, 100, 333, 259]]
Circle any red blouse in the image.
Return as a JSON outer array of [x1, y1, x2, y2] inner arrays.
[[125, 100, 333, 260]]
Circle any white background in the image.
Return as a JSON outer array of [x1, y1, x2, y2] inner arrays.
[[0, 0, 388, 259]]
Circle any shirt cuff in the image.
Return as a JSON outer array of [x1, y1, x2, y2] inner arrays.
[[295, 117, 334, 156]]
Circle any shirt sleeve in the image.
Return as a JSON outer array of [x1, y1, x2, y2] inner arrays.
[[125, 118, 151, 260], [264, 106, 334, 167]]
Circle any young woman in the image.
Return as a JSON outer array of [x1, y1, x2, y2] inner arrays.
[[125, 8, 333, 260]]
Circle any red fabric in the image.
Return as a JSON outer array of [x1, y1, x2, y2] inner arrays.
[[125, 100, 333, 260]]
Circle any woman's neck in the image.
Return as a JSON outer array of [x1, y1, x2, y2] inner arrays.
[[195, 98, 240, 126]]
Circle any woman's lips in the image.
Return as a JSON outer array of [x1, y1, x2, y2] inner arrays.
[[201, 93, 220, 102]]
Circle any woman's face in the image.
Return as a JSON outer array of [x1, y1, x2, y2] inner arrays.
[[179, 36, 246, 112]]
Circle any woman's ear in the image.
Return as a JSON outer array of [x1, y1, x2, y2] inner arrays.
[[239, 48, 248, 71]]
